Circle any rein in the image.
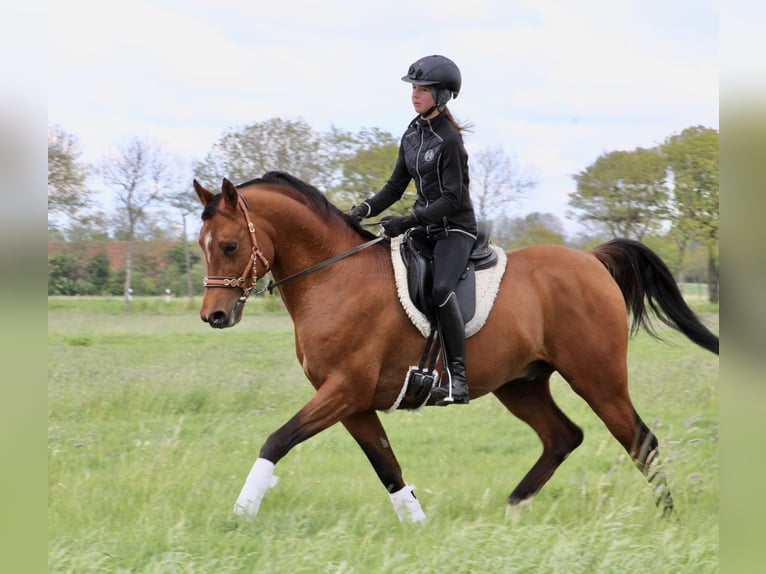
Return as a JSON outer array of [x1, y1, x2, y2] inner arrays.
[[266, 236, 384, 294], [203, 192, 385, 299]]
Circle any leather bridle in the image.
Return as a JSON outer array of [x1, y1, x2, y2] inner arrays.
[[202, 194, 271, 302], [203, 192, 385, 301]]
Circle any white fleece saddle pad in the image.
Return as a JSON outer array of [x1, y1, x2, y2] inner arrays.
[[390, 236, 507, 338]]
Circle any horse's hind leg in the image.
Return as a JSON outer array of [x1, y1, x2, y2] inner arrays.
[[341, 411, 426, 523], [631, 412, 674, 515], [493, 374, 584, 505], [568, 371, 674, 515]]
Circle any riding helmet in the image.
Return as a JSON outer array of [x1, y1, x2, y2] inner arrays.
[[401, 55, 461, 111]]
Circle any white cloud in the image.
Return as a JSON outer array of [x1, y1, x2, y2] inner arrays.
[[49, 0, 720, 234]]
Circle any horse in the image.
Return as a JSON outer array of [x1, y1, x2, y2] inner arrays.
[[192, 171, 719, 523]]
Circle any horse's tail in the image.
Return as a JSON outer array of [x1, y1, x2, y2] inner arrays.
[[591, 238, 719, 355]]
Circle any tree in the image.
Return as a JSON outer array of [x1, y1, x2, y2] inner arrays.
[[47, 248, 111, 296], [48, 253, 79, 295], [194, 117, 328, 188], [166, 187, 202, 299], [492, 212, 565, 249], [662, 126, 719, 303], [48, 125, 90, 233], [569, 148, 670, 240], [100, 138, 173, 309], [84, 251, 111, 294], [325, 127, 409, 212], [66, 212, 112, 242], [470, 146, 537, 222]]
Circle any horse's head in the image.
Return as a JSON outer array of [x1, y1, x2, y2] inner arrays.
[[194, 178, 272, 328]]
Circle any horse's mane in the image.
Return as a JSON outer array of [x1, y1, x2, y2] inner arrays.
[[227, 171, 378, 240]]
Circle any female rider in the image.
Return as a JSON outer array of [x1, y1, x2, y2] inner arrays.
[[349, 54, 478, 406]]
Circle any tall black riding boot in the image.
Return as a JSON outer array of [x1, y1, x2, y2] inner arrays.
[[430, 295, 470, 405]]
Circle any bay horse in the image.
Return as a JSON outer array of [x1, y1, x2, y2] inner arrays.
[[193, 171, 718, 523]]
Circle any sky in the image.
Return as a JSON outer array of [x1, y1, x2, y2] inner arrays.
[[47, 0, 722, 236]]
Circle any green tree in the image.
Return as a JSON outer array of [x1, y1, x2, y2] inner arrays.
[[569, 148, 670, 240], [195, 120, 414, 219], [662, 126, 719, 302], [493, 212, 565, 250], [84, 251, 111, 294], [326, 127, 409, 212], [66, 213, 112, 242], [48, 125, 90, 233], [48, 253, 79, 295], [194, 117, 328, 188]]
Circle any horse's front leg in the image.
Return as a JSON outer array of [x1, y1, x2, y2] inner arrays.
[[233, 381, 354, 517], [341, 411, 426, 523]]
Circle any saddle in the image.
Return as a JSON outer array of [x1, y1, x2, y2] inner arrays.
[[385, 222, 500, 412], [399, 221, 499, 324]]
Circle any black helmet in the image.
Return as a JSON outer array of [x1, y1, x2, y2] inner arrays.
[[401, 55, 462, 101]]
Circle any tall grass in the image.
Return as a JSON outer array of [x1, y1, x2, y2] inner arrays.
[[48, 298, 719, 573]]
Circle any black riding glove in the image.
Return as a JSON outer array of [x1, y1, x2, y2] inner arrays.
[[381, 214, 418, 237], [347, 203, 371, 222]]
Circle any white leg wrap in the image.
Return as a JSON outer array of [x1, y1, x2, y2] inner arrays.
[[233, 458, 279, 516], [389, 484, 426, 523]]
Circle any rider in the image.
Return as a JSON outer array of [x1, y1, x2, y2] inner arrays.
[[348, 54, 478, 406]]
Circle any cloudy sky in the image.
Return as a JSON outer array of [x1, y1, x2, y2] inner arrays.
[[48, 0, 721, 234]]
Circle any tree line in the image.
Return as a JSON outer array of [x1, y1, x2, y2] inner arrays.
[[48, 119, 718, 303], [569, 126, 719, 301]]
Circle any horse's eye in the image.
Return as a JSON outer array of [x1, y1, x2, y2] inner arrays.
[[221, 242, 238, 255]]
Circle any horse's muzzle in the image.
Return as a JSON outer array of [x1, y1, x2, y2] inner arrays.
[[202, 310, 230, 329]]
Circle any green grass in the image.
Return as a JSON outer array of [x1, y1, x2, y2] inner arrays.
[[48, 298, 719, 573]]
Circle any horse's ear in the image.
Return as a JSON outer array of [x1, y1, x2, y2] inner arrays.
[[221, 178, 239, 209], [193, 179, 213, 206]]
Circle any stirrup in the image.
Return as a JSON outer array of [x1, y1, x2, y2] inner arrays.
[[433, 390, 469, 406], [430, 371, 469, 406]]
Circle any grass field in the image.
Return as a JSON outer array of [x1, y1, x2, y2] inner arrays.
[[48, 297, 719, 573]]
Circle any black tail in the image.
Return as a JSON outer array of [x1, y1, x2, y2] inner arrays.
[[591, 238, 719, 355]]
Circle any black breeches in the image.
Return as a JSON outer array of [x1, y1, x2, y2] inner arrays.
[[431, 231, 474, 307]]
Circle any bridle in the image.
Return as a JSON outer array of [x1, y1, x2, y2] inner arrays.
[[202, 194, 271, 302], [203, 192, 384, 301]]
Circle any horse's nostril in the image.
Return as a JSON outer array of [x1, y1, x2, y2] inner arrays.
[[209, 311, 228, 328]]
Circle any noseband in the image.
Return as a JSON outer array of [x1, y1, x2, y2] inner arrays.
[[202, 194, 271, 301]]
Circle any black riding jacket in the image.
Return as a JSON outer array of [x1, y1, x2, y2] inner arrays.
[[365, 113, 478, 236]]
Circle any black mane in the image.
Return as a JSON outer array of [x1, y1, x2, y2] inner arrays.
[[233, 171, 377, 239], [238, 171, 333, 216]]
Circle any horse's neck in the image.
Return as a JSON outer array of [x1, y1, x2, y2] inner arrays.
[[278, 228, 370, 319], [273, 220, 351, 273], [256, 195, 364, 287]]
